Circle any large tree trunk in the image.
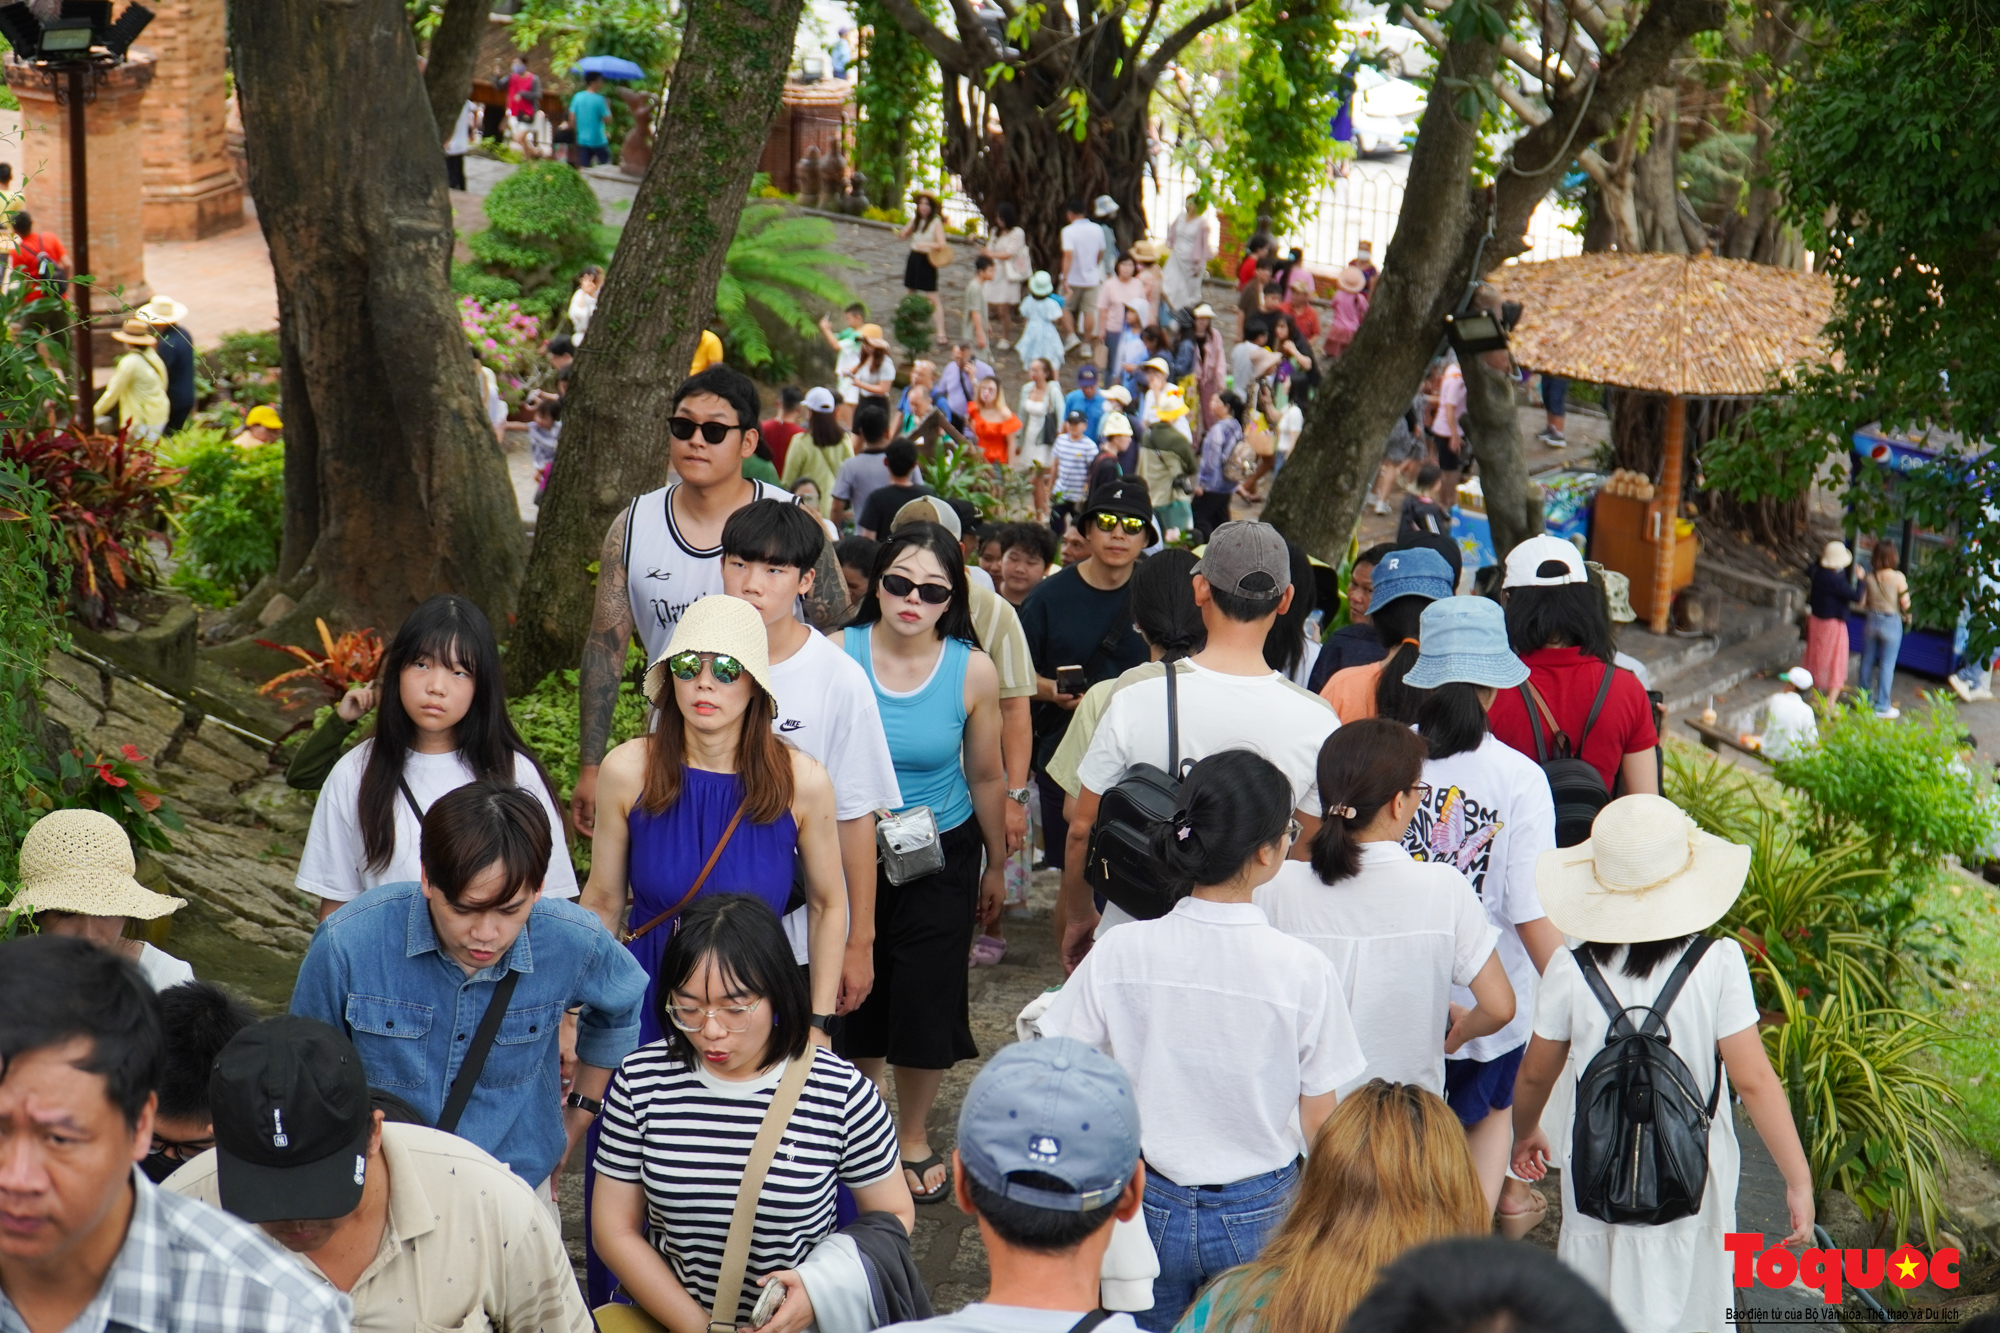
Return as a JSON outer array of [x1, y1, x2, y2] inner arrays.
[[1633, 88, 1707, 253], [225, 0, 526, 652], [504, 0, 805, 694], [423, 0, 494, 142], [1463, 353, 1542, 560], [1265, 0, 1727, 562]]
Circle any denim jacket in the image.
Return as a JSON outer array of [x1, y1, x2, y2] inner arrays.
[[290, 881, 646, 1187]]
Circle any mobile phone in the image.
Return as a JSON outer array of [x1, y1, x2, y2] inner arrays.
[[750, 1278, 786, 1328], [1056, 664, 1087, 696]]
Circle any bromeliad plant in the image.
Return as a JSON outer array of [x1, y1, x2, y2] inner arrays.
[[26, 744, 185, 854], [0, 429, 179, 625], [257, 619, 385, 709]]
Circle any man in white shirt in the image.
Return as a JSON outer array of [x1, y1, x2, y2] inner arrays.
[[1060, 521, 1337, 970], [1059, 197, 1106, 352], [721, 501, 902, 1012], [1756, 666, 1820, 762]]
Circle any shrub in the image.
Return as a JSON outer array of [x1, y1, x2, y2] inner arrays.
[[459, 161, 607, 313], [0, 430, 179, 625], [197, 330, 282, 413], [458, 297, 546, 412], [893, 294, 936, 357], [257, 619, 386, 710], [714, 203, 860, 371], [166, 430, 283, 607], [0, 462, 69, 885]]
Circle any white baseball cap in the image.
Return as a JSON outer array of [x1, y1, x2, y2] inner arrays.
[[1503, 533, 1588, 588], [803, 386, 836, 413], [1783, 667, 1815, 690]]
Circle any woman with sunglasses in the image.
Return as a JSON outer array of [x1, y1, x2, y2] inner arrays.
[[836, 524, 1007, 1207], [1040, 748, 1364, 1332], [1255, 718, 1514, 1101]]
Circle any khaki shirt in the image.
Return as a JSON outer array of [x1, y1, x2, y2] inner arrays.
[[1045, 659, 1175, 796], [968, 582, 1036, 699], [166, 1124, 591, 1333]]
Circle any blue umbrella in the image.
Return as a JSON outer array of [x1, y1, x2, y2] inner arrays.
[[573, 55, 645, 80]]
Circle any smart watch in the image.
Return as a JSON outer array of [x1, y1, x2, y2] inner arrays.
[[810, 1014, 835, 1033]]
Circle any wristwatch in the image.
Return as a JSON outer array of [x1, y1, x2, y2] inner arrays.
[[564, 1092, 602, 1116], [1007, 786, 1033, 804], [810, 1014, 835, 1033]]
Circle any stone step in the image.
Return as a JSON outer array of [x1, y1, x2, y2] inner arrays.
[[1696, 556, 1804, 620], [1656, 621, 1805, 715]]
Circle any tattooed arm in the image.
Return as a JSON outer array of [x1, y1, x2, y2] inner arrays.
[[802, 542, 851, 631], [572, 513, 635, 837]]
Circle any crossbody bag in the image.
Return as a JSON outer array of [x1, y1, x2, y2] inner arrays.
[[622, 802, 749, 944]]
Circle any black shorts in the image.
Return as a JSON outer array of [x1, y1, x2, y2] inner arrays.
[[903, 250, 939, 293], [834, 817, 982, 1069], [1429, 429, 1463, 472]]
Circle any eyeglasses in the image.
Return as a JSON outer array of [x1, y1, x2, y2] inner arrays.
[[880, 572, 954, 604], [1407, 782, 1432, 802], [665, 651, 745, 685], [669, 417, 743, 444], [1285, 818, 1303, 843], [149, 1132, 214, 1162], [667, 998, 765, 1033], [1089, 512, 1148, 535]]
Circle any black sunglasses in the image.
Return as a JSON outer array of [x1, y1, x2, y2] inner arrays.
[[1090, 512, 1148, 535], [880, 572, 954, 604], [669, 417, 744, 444]]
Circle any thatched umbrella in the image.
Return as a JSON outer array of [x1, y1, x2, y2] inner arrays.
[[1489, 253, 1834, 632]]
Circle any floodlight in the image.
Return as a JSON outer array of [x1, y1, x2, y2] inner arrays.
[[61, 1, 111, 41], [102, 0, 149, 57], [38, 18, 93, 53], [0, 2, 42, 59]]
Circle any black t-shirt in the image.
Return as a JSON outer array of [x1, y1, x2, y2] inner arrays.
[[1306, 622, 1387, 693], [857, 481, 933, 538], [1019, 562, 1150, 763], [1397, 496, 1452, 542]]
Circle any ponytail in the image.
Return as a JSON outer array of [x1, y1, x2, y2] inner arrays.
[[1416, 682, 1490, 759], [1149, 749, 1293, 896], [1309, 719, 1426, 884]]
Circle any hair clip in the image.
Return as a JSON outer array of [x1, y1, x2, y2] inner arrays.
[[1333, 804, 1358, 820], [1175, 824, 1192, 841]]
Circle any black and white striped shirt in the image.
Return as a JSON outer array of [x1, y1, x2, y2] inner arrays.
[[595, 1041, 900, 1322]]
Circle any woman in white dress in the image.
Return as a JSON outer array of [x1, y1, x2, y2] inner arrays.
[[1162, 197, 1212, 312], [980, 201, 1030, 350], [1015, 271, 1066, 371], [1510, 795, 1815, 1333], [1015, 355, 1059, 516]]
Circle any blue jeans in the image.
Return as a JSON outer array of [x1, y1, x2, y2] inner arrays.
[[1137, 1160, 1298, 1332], [1860, 611, 1904, 712]]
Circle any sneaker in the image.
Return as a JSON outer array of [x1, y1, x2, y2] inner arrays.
[[1542, 432, 1567, 447], [1875, 706, 1901, 720], [1951, 675, 1976, 702], [1974, 687, 1996, 701], [1062, 332, 1081, 351], [1371, 497, 1391, 515], [996, 338, 1010, 350]]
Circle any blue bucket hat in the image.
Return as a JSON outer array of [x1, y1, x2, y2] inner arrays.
[[1403, 596, 1530, 690], [1366, 546, 1455, 614]]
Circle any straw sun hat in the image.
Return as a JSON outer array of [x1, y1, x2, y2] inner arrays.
[[643, 595, 777, 709], [110, 317, 157, 347], [1821, 540, 1853, 571], [1535, 795, 1750, 944], [13, 809, 186, 920]]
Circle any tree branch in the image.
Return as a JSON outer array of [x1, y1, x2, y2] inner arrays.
[[1138, 0, 1259, 89], [871, 0, 977, 75], [1401, 5, 1606, 184], [422, 0, 492, 141], [1420, 0, 1579, 89]]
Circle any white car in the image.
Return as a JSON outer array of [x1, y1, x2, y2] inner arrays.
[[1350, 66, 1425, 154]]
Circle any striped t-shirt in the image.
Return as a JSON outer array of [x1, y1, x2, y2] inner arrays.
[[595, 1042, 900, 1323]]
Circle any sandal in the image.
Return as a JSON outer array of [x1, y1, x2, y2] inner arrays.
[[1496, 1186, 1548, 1241], [902, 1153, 952, 1205], [970, 934, 1008, 967]]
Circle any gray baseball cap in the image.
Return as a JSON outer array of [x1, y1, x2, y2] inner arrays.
[[957, 1038, 1140, 1212], [1194, 520, 1291, 601]]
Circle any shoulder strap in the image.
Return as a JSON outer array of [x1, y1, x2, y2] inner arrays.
[[1580, 664, 1616, 741], [1065, 1314, 1114, 1333], [398, 778, 424, 824], [436, 968, 522, 1134], [1571, 947, 1639, 1042], [708, 1049, 817, 1332], [1165, 657, 1181, 775], [1641, 935, 1716, 1037], [622, 801, 749, 944], [1518, 683, 1562, 761]]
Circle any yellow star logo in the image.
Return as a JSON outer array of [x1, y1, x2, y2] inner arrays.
[[1895, 1254, 1921, 1281]]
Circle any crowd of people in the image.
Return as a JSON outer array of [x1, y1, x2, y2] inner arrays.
[[0, 356, 1830, 1333]]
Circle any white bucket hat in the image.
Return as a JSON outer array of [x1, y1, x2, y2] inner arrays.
[[1535, 795, 1750, 943], [1820, 541, 1853, 571], [643, 595, 778, 709], [13, 809, 185, 920]]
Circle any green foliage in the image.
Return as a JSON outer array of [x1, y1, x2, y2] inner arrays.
[[892, 295, 936, 358], [0, 269, 76, 431], [1209, 0, 1348, 240], [28, 743, 186, 854], [511, 642, 648, 873], [195, 330, 282, 416], [510, 0, 681, 83], [853, 0, 943, 211], [0, 463, 69, 886], [0, 430, 178, 625], [164, 430, 284, 608], [461, 162, 608, 310], [714, 204, 860, 370]]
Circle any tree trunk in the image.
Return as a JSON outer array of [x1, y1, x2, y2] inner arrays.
[[1463, 353, 1542, 560], [1634, 89, 1691, 253], [226, 0, 526, 652], [423, 0, 494, 143], [504, 0, 805, 694]]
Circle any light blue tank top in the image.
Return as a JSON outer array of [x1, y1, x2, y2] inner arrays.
[[842, 626, 973, 830]]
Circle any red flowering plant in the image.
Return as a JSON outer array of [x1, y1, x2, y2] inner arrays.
[[257, 618, 385, 709], [27, 743, 185, 853], [0, 428, 181, 626]]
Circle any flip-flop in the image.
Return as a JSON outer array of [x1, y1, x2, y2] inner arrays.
[[902, 1153, 952, 1205], [969, 935, 1008, 967], [1496, 1186, 1547, 1241]]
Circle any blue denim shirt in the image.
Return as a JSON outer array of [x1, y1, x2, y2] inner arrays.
[[289, 881, 646, 1187]]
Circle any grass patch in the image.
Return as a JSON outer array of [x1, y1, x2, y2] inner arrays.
[[1927, 869, 2000, 1163]]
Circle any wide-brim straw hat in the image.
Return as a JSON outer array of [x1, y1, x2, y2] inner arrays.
[[859, 322, 891, 350], [1535, 795, 1751, 943], [137, 295, 188, 325], [111, 318, 157, 346], [1129, 239, 1164, 263], [1337, 266, 1367, 293], [643, 595, 778, 709], [14, 809, 185, 920], [1821, 540, 1853, 570]]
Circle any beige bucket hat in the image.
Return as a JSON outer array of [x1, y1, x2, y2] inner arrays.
[[1535, 794, 1750, 943], [13, 809, 185, 920], [643, 594, 777, 709]]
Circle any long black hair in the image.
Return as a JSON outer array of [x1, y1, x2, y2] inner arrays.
[[357, 595, 559, 873], [1371, 595, 1431, 724], [847, 525, 978, 643], [1262, 539, 1317, 678], [1580, 933, 1702, 979], [1129, 547, 1204, 659], [1416, 682, 1491, 760], [1151, 749, 1293, 896], [657, 894, 810, 1069], [1309, 719, 1427, 884], [1504, 583, 1615, 665]]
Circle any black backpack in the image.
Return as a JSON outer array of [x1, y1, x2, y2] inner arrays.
[[1085, 660, 1188, 921], [1569, 937, 1722, 1226], [1517, 668, 1615, 847]]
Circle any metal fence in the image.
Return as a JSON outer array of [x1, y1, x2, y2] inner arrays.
[[941, 157, 1585, 270]]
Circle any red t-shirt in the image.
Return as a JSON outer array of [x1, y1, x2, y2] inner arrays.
[[1237, 254, 1260, 287], [1488, 646, 1659, 791], [760, 419, 803, 473], [9, 233, 65, 299]]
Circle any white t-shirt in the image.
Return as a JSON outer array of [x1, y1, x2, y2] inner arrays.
[[624, 482, 800, 663], [1039, 896, 1364, 1185], [568, 287, 597, 343], [1276, 404, 1304, 458], [136, 942, 194, 991], [770, 631, 903, 962], [1404, 732, 1556, 1062], [1255, 844, 1497, 1095], [1061, 218, 1105, 288], [1761, 690, 1817, 761], [296, 742, 579, 903], [967, 566, 996, 593]]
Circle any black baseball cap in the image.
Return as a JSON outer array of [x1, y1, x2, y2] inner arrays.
[[211, 1017, 373, 1223], [1081, 477, 1157, 542]]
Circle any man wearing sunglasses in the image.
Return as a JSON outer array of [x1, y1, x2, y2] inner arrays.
[[573, 365, 850, 836]]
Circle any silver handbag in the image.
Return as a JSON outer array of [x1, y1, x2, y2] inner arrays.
[[876, 805, 946, 885]]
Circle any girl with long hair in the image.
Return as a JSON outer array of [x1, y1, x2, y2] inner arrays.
[[1858, 536, 1910, 717], [1260, 538, 1321, 687], [899, 192, 948, 340], [980, 201, 1028, 348], [1017, 356, 1058, 515], [969, 373, 1020, 467], [1042, 748, 1364, 1333], [1192, 389, 1244, 537], [1173, 1081, 1489, 1333], [297, 594, 573, 920], [836, 525, 1007, 1207]]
